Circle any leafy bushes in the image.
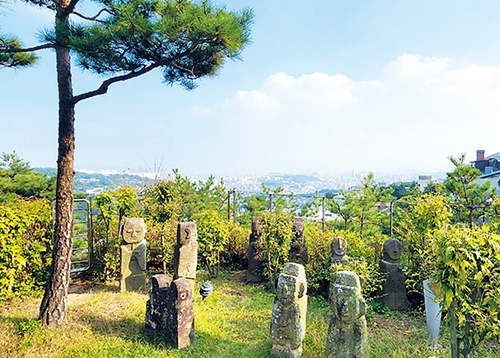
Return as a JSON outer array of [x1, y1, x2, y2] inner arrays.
[[194, 209, 229, 276], [425, 226, 500, 357], [256, 210, 294, 288], [305, 224, 385, 300], [91, 187, 138, 281], [0, 199, 52, 303]]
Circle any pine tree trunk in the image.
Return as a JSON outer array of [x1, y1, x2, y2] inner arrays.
[[39, 4, 75, 327]]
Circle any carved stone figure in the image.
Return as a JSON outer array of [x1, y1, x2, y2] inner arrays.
[[122, 218, 147, 244], [165, 278, 195, 349], [288, 217, 309, 265], [377, 238, 408, 311], [247, 216, 264, 282], [330, 237, 349, 265], [173, 222, 198, 291], [325, 271, 367, 358], [145, 274, 171, 338], [270, 263, 308, 358], [120, 218, 147, 292]]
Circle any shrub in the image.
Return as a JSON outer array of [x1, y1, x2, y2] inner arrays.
[[194, 209, 229, 277], [304, 223, 331, 298], [305, 223, 385, 300], [426, 226, 500, 358], [256, 210, 294, 289], [220, 220, 250, 270], [0, 199, 52, 303]]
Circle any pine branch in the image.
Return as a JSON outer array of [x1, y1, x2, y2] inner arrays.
[[71, 64, 160, 104], [0, 41, 53, 53], [72, 9, 112, 23]]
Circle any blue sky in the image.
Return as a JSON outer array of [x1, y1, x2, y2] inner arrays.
[[2, 1, 500, 177]]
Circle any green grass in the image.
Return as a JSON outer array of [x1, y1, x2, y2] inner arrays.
[[0, 271, 498, 357]]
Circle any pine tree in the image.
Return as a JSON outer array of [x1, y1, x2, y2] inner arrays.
[[1, 0, 252, 326]]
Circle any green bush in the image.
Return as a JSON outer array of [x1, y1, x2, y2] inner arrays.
[[220, 220, 250, 270], [194, 209, 229, 277], [305, 224, 385, 300], [0, 199, 52, 303], [256, 211, 294, 289], [304, 223, 331, 298], [91, 187, 138, 281], [426, 226, 500, 357]]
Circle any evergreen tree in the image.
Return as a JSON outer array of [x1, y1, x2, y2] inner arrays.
[[444, 154, 495, 227], [0, 152, 55, 201]]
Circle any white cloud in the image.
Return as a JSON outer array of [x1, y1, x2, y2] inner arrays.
[[178, 54, 500, 174], [385, 53, 451, 79]]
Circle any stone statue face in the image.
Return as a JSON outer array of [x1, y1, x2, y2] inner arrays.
[[179, 222, 197, 245], [179, 287, 190, 301], [333, 271, 363, 322], [277, 275, 298, 305], [175, 279, 192, 308], [383, 239, 403, 262], [293, 218, 304, 238], [251, 217, 262, 237], [335, 290, 360, 321], [332, 237, 347, 256], [123, 218, 146, 244]]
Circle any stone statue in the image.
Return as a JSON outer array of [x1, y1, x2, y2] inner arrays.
[[288, 217, 309, 265], [247, 216, 264, 282], [173, 222, 198, 291], [120, 218, 147, 292], [325, 271, 367, 358], [165, 278, 195, 349], [145, 274, 171, 339], [330, 237, 349, 265], [270, 263, 308, 358], [377, 238, 408, 311]]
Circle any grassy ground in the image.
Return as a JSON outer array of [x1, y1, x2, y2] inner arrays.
[[0, 271, 498, 357]]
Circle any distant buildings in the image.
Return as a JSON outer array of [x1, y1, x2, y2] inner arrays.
[[471, 150, 500, 193], [417, 175, 432, 191]]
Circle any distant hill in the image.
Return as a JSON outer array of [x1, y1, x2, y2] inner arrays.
[[34, 168, 154, 195]]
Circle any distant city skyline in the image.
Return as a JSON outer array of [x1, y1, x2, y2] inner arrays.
[[56, 167, 447, 196], [2, 1, 500, 176]]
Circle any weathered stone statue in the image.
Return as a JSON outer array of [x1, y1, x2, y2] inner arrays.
[[288, 217, 309, 265], [120, 218, 147, 292], [270, 263, 308, 358], [330, 237, 349, 265], [165, 278, 195, 349], [145, 274, 171, 339], [173, 222, 198, 291], [247, 216, 264, 282], [377, 238, 408, 311], [325, 271, 367, 358]]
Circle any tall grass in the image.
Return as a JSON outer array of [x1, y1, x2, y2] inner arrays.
[[0, 271, 497, 357]]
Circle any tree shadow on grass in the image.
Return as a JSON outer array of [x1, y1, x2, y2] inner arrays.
[[76, 313, 146, 340], [73, 312, 272, 357]]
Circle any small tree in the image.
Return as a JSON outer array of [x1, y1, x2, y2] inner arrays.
[[426, 226, 500, 358], [194, 209, 229, 277], [92, 187, 138, 281], [0, 152, 55, 201], [330, 173, 392, 239], [256, 210, 293, 289], [394, 193, 452, 298], [444, 154, 495, 227]]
